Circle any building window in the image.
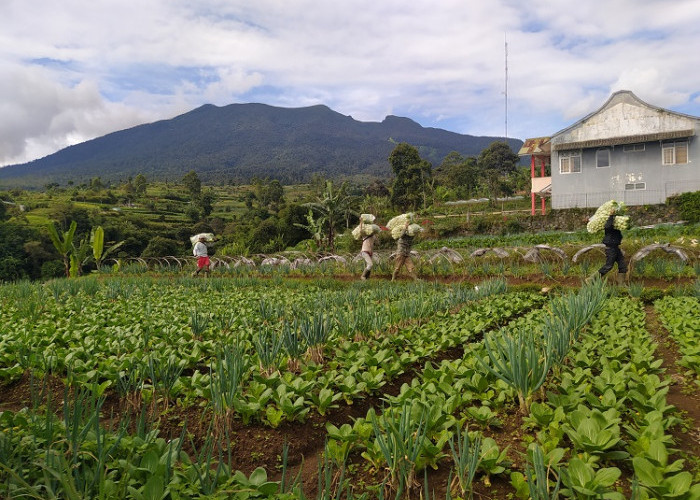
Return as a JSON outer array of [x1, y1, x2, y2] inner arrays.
[[662, 141, 689, 165], [625, 182, 646, 191], [623, 144, 645, 152], [559, 151, 581, 174], [596, 149, 610, 168]]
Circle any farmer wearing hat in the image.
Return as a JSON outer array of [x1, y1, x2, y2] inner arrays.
[[192, 235, 210, 277]]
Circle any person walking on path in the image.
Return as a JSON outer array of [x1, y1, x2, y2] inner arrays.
[[391, 225, 418, 281], [360, 232, 376, 280], [591, 208, 628, 285], [192, 235, 210, 277]]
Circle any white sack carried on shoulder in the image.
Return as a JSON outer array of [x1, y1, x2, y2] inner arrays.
[[359, 214, 376, 223], [586, 200, 627, 233], [352, 223, 381, 240], [613, 215, 630, 230], [387, 213, 415, 239], [405, 223, 423, 237], [190, 233, 215, 245]]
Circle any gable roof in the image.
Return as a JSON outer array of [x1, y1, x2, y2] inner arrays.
[[550, 90, 699, 151]]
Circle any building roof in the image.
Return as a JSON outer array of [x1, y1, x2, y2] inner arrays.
[[550, 90, 699, 151], [518, 137, 551, 156]]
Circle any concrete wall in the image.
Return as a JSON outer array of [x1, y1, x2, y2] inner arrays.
[[551, 129, 700, 208]]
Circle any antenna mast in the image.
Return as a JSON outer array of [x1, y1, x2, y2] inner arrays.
[[504, 33, 508, 139]]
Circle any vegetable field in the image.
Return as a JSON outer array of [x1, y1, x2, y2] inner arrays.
[[0, 276, 698, 499]]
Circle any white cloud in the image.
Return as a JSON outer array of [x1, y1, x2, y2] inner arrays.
[[1, 0, 700, 165]]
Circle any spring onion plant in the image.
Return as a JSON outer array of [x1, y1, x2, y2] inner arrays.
[[480, 328, 551, 414], [189, 310, 210, 339], [210, 344, 248, 437], [146, 354, 184, 412], [253, 326, 284, 377], [368, 404, 428, 496], [282, 320, 306, 372], [299, 312, 332, 364], [524, 444, 561, 500], [448, 425, 482, 499]]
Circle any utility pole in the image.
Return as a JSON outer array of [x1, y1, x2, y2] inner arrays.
[[504, 33, 508, 139]]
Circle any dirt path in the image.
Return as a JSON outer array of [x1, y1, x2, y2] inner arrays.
[[644, 305, 700, 462]]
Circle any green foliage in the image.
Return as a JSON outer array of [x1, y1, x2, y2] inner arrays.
[[47, 220, 77, 277], [668, 190, 700, 222], [304, 180, 357, 251], [389, 143, 432, 210], [140, 236, 183, 258], [182, 170, 201, 199], [639, 287, 666, 304]]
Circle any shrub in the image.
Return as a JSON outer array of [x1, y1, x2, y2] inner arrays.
[[41, 260, 65, 280], [667, 191, 700, 222], [503, 219, 524, 235], [141, 236, 183, 258], [639, 287, 665, 305], [471, 217, 492, 234]]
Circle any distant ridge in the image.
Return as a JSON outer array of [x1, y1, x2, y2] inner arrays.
[[0, 103, 523, 187]]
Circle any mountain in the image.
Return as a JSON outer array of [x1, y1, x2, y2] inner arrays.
[[0, 103, 523, 187]]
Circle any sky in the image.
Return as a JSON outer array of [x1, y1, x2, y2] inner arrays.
[[2, 0, 700, 167]]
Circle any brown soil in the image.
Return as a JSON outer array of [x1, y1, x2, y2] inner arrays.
[[644, 305, 700, 463]]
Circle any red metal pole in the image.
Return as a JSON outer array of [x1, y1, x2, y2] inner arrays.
[[531, 156, 536, 215], [540, 158, 546, 215]]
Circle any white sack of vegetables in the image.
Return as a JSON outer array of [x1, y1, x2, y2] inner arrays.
[[586, 200, 627, 233], [387, 213, 424, 239], [189, 233, 215, 245], [351, 217, 382, 240], [359, 213, 375, 224], [613, 215, 631, 230]]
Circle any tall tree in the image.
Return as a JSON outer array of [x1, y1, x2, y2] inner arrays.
[[477, 141, 520, 201], [133, 174, 148, 196], [199, 190, 216, 217], [182, 170, 202, 199], [389, 143, 432, 210], [435, 152, 479, 198]]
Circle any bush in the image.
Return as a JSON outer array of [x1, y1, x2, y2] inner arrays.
[[667, 191, 700, 222], [141, 236, 184, 258], [640, 287, 666, 305], [41, 260, 65, 280], [502, 218, 524, 235], [471, 217, 492, 234], [0, 256, 26, 282]]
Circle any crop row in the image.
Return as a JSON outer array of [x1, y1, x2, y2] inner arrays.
[[653, 296, 700, 380], [322, 285, 700, 499], [0, 277, 494, 384]]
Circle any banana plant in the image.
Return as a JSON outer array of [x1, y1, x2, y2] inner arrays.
[[90, 226, 125, 272], [47, 220, 77, 277]]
